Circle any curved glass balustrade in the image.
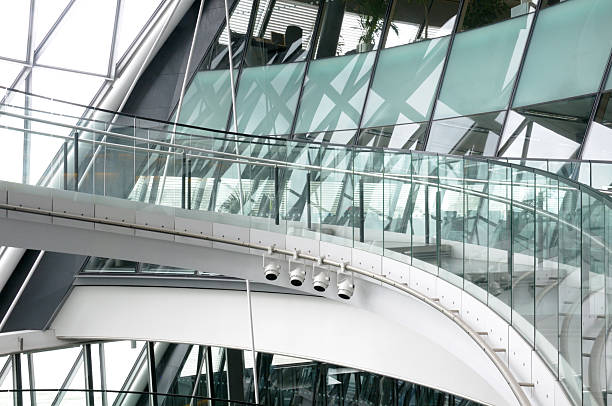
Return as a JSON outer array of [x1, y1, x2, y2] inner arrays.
[[0, 89, 611, 406]]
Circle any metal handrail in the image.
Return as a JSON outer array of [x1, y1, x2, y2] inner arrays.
[[4, 85, 612, 162]]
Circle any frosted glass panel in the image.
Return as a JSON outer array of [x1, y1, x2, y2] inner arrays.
[[362, 37, 449, 128], [513, 0, 612, 107], [427, 111, 505, 156], [180, 70, 232, 130], [235, 63, 305, 135], [435, 15, 531, 119], [295, 52, 375, 133]]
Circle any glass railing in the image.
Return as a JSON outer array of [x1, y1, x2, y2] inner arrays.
[[0, 88, 611, 405], [1, 85, 611, 194]]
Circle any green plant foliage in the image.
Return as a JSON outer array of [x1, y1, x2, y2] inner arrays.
[[461, 0, 510, 31]]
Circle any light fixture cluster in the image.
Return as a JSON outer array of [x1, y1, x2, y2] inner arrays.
[[262, 250, 354, 299]]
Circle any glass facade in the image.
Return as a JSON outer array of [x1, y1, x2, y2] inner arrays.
[[0, 341, 481, 406], [175, 0, 612, 171]]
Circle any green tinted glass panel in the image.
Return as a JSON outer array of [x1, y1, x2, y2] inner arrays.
[[235, 62, 305, 135], [295, 52, 375, 133], [606, 69, 612, 91], [180, 70, 232, 130], [362, 37, 449, 127], [513, 0, 612, 107], [435, 15, 531, 119]]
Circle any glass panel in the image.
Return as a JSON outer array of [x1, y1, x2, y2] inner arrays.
[[217, 0, 255, 69], [319, 145, 354, 247], [32, 347, 82, 406], [293, 129, 357, 144], [410, 153, 439, 274], [36, 0, 117, 75], [606, 204, 612, 406], [383, 150, 412, 264], [312, 0, 390, 58], [362, 37, 449, 127], [0, 90, 25, 183], [535, 173, 559, 373], [513, 0, 612, 107], [0, 60, 23, 88], [511, 167, 535, 344], [498, 95, 595, 159], [581, 191, 606, 406], [234, 63, 305, 135], [488, 163, 512, 321], [32, 0, 72, 50], [0, 356, 12, 406], [427, 111, 505, 156], [245, 0, 320, 66], [435, 15, 531, 119], [0, 1, 30, 61], [357, 122, 427, 150], [115, 0, 163, 61], [384, 0, 460, 48], [458, 0, 535, 32], [558, 180, 582, 405], [438, 156, 464, 287], [294, 52, 375, 133], [284, 141, 321, 239], [464, 159, 489, 302], [353, 148, 383, 253], [582, 91, 612, 161], [606, 68, 612, 91], [179, 70, 232, 130]]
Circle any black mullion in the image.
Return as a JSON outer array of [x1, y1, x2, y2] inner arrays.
[[577, 48, 612, 160], [354, 0, 396, 144], [288, 0, 325, 138], [494, 4, 543, 156], [224, 0, 263, 133], [421, 0, 466, 150]]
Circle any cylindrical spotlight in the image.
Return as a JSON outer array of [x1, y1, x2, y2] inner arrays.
[[337, 278, 354, 300], [264, 263, 281, 280], [289, 266, 306, 286], [313, 270, 330, 292]]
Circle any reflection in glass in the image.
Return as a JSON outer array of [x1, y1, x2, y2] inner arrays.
[[488, 163, 512, 321], [534, 174, 559, 374], [202, 0, 255, 71], [464, 160, 489, 303], [511, 168, 535, 344], [383, 0, 460, 48], [362, 37, 449, 127], [458, 0, 535, 32], [435, 15, 531, 119], [179, 70, 233, 130], [234, 63, 305, 135], [498, 96, 595, 159], [313, 0, 390, 58], [513, 0, 612, 107], [357, 122, 426, 149], [582, 91, 612, 160], [427, 111, 504, 156], [294, 129, 357, 144], [581, 190, 607, 406], [245, 0, 320, 66], [295, 52, 375, 133]]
